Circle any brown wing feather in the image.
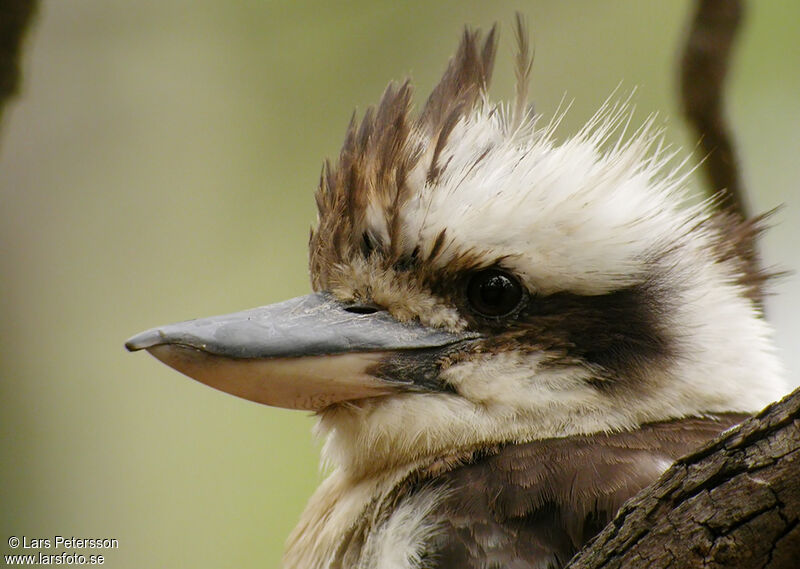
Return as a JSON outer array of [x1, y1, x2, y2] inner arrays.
[[422, 414, 748, 569]]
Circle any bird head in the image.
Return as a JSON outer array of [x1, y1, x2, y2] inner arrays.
[[127, 26, 785, 478]]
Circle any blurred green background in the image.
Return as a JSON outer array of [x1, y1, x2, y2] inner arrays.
[[1, 1, 797, 567]]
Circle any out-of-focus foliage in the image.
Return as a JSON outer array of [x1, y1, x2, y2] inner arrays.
[[1, 2, 797, 567]]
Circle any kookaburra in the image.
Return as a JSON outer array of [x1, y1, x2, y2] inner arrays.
[[126, 23, 787, 569]]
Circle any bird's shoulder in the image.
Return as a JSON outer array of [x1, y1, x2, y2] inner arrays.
[[411, 413, 747, 569]]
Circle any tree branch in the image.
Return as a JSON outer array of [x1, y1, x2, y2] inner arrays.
[[681, 0, 744, 214], [0, 0, 37, 122], [565, 385, 800, 568], [680, 0, 767, 304]]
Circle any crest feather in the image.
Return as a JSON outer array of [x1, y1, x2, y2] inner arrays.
[[419, 26, 498, 131], [310, 26, 500, 289]]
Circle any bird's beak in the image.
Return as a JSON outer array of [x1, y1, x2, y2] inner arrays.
[[125, 292, 476, 411]]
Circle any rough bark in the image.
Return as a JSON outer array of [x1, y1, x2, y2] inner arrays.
[[565, 386, 800, 569], [0, 0, 37, 122]]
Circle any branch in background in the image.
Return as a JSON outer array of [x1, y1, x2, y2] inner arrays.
[[565, 385, 800, 569], [0, 0, 37, 122], [680, 0, 766, 302], [681, 0, 744, 214]]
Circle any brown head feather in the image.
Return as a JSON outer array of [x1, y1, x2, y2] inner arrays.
[[512, 12, 534, 129], [310, 27, 499, 290], [419, 26, 497, 131], [706, 207, 782, 310]]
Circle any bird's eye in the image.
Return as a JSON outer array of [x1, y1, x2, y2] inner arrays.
[[466, 269, 524, 318]]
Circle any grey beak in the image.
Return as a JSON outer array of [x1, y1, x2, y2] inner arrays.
[[126, 292, 476, 410]]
